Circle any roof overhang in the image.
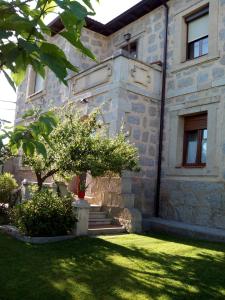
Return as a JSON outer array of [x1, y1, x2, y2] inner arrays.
[[49, 0, 168, 36]]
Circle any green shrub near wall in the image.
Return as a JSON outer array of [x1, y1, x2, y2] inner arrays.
[[0, 173, 18, 224], [11, 190, 76, 237], [0, 173, 18, 204]]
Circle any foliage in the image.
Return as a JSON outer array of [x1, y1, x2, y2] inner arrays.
[[0, 205, 9, 225], [11, 189, 75, 236], [0, 0, 97, 90], [0, 172, 18, 204], [52, 109, 140, 177], [0, 108, 58, 168], [22, 106, 140, 189]]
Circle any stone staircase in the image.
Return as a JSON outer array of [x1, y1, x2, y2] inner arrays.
[[88, 205, 126, 236]]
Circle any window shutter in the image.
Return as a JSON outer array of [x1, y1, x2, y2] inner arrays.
[[184, 113, 207, 131], [188, 14, 209, 43]]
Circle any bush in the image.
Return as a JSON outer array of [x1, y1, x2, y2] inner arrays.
[[11, 190, 76, 237], [0, 205, 9, 225], [0, 173, 18, 204]]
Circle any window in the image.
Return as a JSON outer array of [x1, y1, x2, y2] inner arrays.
[[122, 41, 138, 59], [34, 72, 44, 93], [186, 6, 209, 60], [183, 113, 207, 167]]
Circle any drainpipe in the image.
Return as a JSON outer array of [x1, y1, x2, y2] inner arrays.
[[155, 1, 169, 217]]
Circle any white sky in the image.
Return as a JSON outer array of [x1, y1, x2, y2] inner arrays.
[[0, 0, 141, 124]]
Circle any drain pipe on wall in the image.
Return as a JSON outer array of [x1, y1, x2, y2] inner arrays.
[[155, 1, 169, 217]]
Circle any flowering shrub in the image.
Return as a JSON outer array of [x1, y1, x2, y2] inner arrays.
[[11, 190, 76, 237]]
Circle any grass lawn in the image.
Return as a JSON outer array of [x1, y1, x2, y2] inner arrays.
[[1, 233, 225, 300]]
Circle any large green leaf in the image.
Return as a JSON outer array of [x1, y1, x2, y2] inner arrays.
[[55, 0, 88, 20], [40, 43, 79, 82], [2, 70, 16, 92], [33, 141, 47, 159], [0, 30, 12, 40], [22, 141, 35, 156], [69, 1, 89, 20], [0, 0, 97, 88], [11, 68, 26, 86], [60, 31, 96, 61], [81, 0, 95, 12]]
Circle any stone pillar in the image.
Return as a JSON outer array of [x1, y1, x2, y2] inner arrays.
[[121, 173, 135, 208], [119, 208, 142, 233], [21, 179, 30, 201], [21, 180, 57, 201], [72, 199, 90, 236]]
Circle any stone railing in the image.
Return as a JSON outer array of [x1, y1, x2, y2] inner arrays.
[[68, 50, 162, 108]]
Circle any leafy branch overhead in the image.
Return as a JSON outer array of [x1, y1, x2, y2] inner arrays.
[[0, 109, 58, 165], [0, 0, 98, 89]]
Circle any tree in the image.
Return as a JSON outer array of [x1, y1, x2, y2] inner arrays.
[[0, 0, 97, 90], [0, 108, 58, 170], [21, 106, 140, 190]]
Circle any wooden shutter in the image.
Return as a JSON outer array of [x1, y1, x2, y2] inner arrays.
[[184, 113, 207, 131]]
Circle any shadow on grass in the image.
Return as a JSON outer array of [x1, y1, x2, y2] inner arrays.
[[0, 233, 225, 300]]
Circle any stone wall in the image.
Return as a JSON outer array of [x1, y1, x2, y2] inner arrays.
[[125, 91, 160, 215], [13, 0, 225, 230], [108, 6, 165, 64], [160, 0, 225, 229], [67, 54, 161, 215], [161, 180, 225, 229]]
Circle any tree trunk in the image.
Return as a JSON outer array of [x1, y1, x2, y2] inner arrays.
[[35, 172, 43, 191]]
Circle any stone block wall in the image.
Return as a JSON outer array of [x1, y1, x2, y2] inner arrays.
[[13, 0, 225, 231], [160, 0, 225, 229], [161, 179, 225, 229], [125, 91, 160, 216], [66, 54, 162, 215], [108, 6, 165, 64]]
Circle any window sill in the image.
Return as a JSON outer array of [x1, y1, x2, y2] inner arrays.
[[177, 164, 206, 169], [171, 53, 220, 73], [26, 89, 46, 102], [166, 165, 218, 177]]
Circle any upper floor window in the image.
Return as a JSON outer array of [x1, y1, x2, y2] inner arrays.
[[186, 6, 209, 60], [27, 67, 45, 97], [183, 113, 207, 167], [34, 72, 44, 94], [122, 41, 138, 59]]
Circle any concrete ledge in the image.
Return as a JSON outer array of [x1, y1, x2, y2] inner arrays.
[[0, 225, 75, 244], [143, 217, 225, 243]]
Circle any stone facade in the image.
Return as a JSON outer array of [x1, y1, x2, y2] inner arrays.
[[160, 0, 225, 230], [12, 0, 225, 231]]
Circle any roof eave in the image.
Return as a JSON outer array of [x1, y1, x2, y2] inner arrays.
[[49, 0, 168, 36]]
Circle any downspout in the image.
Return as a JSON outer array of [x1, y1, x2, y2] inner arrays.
[[155, 1, 169, 217]]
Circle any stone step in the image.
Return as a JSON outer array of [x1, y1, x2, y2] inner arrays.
[[89, 212, 107, 219], [89, 218, 112, 225], [88, 225, 126, 236], [90, 205, 102, 212], [143, 217, 225, 243]]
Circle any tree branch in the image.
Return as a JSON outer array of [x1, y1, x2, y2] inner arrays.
[[42, 169, 59, 182]]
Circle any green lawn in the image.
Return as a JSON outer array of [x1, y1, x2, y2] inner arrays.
[[1, 233, 225, 300]]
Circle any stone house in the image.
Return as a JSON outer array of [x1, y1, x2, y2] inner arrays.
[[12, 0, 225, 232]]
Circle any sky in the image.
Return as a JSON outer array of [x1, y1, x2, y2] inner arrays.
[[0, 0, 140, 124]]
